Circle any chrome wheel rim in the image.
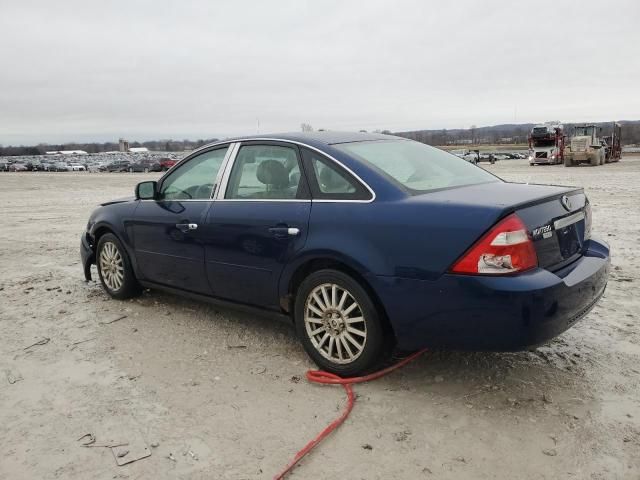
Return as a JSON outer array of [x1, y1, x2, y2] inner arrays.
[[304, 283, 366, 364], [99, 242, 124, 291]]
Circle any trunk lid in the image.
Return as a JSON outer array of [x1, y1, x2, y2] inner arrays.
[[516, 189, 589, 270], [411, 182, 589, 272]]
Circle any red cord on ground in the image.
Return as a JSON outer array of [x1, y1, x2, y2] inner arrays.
[[273, 349, 427, 479]]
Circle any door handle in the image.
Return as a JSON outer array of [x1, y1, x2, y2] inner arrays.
[[176, 223, 198, 232], [268, 226, 300, 237]]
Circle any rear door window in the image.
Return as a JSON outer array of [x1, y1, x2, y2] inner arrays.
[[225, 144, 307, 200]]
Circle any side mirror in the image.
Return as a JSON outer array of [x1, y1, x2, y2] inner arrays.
[[136, 181, 157, 200]]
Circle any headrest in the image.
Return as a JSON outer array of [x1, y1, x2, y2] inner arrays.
[[256, 160, 289, 188], [319, 165, 349, 191]]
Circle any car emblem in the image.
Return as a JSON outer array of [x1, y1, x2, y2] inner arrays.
[[560, 195, 572, 211]]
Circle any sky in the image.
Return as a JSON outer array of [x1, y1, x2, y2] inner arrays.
[[1, 0, 639, 145]]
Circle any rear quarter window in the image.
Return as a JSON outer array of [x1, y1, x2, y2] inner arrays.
[[300, 148, 372, 201]]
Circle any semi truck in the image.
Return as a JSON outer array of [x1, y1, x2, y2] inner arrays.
[[528, 123, 565, 165], [563, 124, 605, 167]]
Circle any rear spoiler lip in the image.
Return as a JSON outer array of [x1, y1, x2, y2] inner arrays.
[[498, 185, 584, 214]]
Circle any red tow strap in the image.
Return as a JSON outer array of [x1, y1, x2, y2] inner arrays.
[[273, 349, 427, 479]]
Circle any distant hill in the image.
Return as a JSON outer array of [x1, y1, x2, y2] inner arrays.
[[394, 120, 640, 146]]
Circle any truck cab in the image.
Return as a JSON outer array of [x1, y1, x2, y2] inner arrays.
[[564, 124, 605, 167], [528, 124, 564, 165]]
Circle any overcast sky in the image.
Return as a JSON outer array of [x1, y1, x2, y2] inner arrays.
[[1, 0, 639, 145]]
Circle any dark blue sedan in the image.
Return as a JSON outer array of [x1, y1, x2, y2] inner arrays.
[[81, 132, 610, 375]]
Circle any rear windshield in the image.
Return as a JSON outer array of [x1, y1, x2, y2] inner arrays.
[[336, 140, 500, 194]]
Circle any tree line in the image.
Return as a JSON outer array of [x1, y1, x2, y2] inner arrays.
[[3, 120, 640, 156], [394, 120, 640, 146]]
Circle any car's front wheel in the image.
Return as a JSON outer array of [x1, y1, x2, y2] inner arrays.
[[96, 233, 141, 299], [295, 269, 387, 376]]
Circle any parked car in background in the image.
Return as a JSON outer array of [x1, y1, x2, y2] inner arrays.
[[478, 153, 497, 164], [40, 161, 56, 171], [70, 163, 87, 171], [0, 161, 9, 171], [105, 160, 131, 172], [129, 158, 162, 173], [86, 162, 105, 172], [462, 151, 479, 164], [158, 158, 177, 171], [81, 132, 610, 375], [29, 159, 46, 171], [52, 162, 72, 172], [9, 163, 28, 172]]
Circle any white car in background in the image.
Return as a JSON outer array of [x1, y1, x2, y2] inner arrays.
[[70, 163, 87, 171]]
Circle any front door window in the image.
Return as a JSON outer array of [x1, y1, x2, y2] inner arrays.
[[159, 147, 229, 200]]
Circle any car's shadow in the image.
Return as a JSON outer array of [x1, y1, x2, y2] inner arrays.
[[133, 287, 592, 403]]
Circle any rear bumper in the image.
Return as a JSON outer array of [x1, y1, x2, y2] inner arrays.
[[368, 238, 610, 351], [80, 232, 95, 281]]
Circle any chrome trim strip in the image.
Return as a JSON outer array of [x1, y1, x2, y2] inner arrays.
[[554, 211, 585, 230], [150, 137, 377, 204], [215, 199, 312, 203], [207, 137, 377, 203], [157, 140, 236, 185], [215, 142, 241, 200], [211, 142, 239, 199], [139, 199, 212, 202]]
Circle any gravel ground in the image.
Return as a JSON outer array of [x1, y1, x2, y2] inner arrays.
[[0, 157, 639, 479]]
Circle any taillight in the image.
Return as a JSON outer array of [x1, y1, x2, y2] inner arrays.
[[450, 213, 538, 275]]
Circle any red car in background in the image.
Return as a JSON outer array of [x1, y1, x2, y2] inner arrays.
[[159, 158, 177, 171]]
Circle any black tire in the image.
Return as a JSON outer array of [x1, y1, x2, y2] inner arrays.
[[294, 269, 387, 376], [96, 233, 141, 300]]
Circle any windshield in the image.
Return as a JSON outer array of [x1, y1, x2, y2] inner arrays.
[[574, 127, 594, 136], [336, 140, 500, 194]]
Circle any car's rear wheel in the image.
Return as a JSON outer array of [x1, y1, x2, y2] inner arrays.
[[295, 269, 387, 376], [96, 233, 141, 300]]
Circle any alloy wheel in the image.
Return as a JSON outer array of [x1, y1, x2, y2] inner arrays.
[[99, 241, 124, 291], [304, 283, 367, 364]]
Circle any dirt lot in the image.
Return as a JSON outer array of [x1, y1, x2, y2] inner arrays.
[[1, 157, 639, 480]]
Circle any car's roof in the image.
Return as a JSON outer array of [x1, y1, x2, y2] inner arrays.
[[216, 131, 403, 146]]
